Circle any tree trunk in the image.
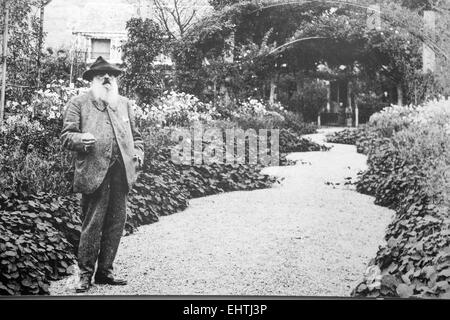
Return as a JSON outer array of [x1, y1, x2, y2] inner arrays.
[[220, 83, 231, 107], [347, 82, 353, 127], [269, 77, 277, 105], [423, 10, 436, 73], [0, 1, 9, 127], [397, 83, 403, 106], [326, 81, 331, 112]]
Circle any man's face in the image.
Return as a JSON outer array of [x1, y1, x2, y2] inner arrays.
[[92, 72, 117, 91]]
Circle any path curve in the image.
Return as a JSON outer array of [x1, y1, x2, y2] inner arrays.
[[50, 128, 393, 296]]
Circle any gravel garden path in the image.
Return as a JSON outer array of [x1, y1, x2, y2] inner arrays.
[[50, 128, 394, 297]]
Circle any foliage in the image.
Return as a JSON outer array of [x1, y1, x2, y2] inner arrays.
[[286, 80, 328, 122], [0, 115, 73, 195], [279, 128, 330, 153], [281, 111, 317, 135], [0, 82, 90, 195], [212, 98, 318, 135], [352, 100, 450, 298], [152, 0, 205, 39], [40, 48, 87, 85], [122, 17, 167, 104], [223, 98, 286, 130], [135, 91, 219, 127], [127, 171, 189, 233], [125, 127, 190, 232], [1, 0, 42, 102], [208, 0, 240, 11], [174, 0, 450, 121], [0, 191, 78, 295], [325, 128, 363, 145]]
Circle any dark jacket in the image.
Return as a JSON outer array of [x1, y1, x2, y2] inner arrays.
[[61, 90, 144, 194]]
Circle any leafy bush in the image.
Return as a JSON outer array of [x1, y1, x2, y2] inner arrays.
[[279, 129, 330, 153], [126, 171, 189, 234], [121, 17, 166, 104], [281, 111, 317, 135], [213, 98, 316, 136], [365, 104, 419, 139], [326, 128, 363, 145], [0, 191, 79, 295], [40, 49, 87, 85], [352, 100, 450, 299], [285, 80, 328, 122], [0, 115, 73, 195]]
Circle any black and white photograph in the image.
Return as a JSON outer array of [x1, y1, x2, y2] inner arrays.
[[0, 0, 450, 306]]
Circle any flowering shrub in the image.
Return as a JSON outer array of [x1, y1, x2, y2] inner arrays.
[[30, 80, 88, 120], [237, 99, 284, 117], [230, 98, 285, 119], [218, 98, 287, 131], [5, 80, 88, 121], [409, 100, 450, 129], [0, 115, 73, 195], [134, 91, 219, 127], [367, 104, 418, 138]]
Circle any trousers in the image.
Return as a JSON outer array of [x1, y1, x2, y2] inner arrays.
[[77, 159, 129, 278]]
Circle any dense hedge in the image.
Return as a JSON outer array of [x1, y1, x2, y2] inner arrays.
[[352, 138, 450, 298], [350, 102, 450, 299], [0, 191, 78, 295]]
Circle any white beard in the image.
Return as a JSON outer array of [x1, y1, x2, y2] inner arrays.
[[91, 78, 119, 105]]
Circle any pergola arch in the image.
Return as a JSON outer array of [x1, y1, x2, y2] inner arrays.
[[250, 0, 446, 60]]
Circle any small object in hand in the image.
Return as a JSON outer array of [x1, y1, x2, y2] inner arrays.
[[83, 145, 95, 153], [133, 155, 143, 169], [81, 133, 96, 153]]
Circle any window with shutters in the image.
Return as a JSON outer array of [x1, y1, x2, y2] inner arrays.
[[90, 38, 111, 60]]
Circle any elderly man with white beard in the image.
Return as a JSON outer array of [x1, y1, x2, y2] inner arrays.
[[61, 56, 144, 293]]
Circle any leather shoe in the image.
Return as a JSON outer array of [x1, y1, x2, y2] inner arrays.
[[94, 274, 127, 285], [75, 276, 92, 293]]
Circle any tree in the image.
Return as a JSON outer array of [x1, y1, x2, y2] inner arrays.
[[1, 0, 42, 101], [151, 0, 209, 39], [121, 17, 166, 104]]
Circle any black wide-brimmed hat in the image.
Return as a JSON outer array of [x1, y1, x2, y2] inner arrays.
[[82, 56, 123, 81]]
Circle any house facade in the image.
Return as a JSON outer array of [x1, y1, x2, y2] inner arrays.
[[43, 0, 210, 65], [43, 0, 139, 64]]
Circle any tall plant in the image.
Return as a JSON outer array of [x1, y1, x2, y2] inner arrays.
[[121, 17, 166, 104], [1, 0, 42, 102]]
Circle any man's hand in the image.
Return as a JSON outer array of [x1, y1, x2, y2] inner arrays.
[[133, 154, 143, 170], [81, 132, 96, 153]]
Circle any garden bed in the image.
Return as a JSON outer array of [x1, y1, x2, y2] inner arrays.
[[349, 101, 450, 299], [0, 86, 329, 295]]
